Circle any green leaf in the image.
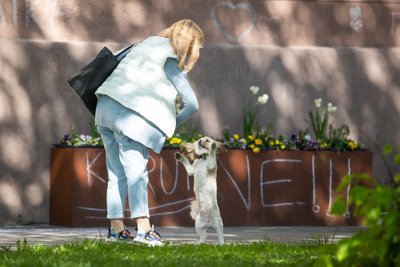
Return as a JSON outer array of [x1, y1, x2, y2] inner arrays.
[[336, 175, 352, 192], [383, 212, 399, 229], [331, 196, 346, 214], [349, 187, 369, 206], [321, 111, 329, 138], [394, 172, 400, 184], [383, 144, 393, 155], [336, 242, 351, 261], [393, 234, 400, 243], [371, 185, 392, 208], [309, 111, 316, 136], [393, 153, 400, 165], [365, 208, 381, 225], [353, 173, 374, 181], [316, 110, 321, 130], [374, 239, 388, 262], [313, 255, 334, 267]]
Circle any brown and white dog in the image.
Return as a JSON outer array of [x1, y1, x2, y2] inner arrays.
[[174, 136, 226, 244]]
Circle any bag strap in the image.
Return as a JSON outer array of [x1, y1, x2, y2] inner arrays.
[[115, 42, 140, 61]]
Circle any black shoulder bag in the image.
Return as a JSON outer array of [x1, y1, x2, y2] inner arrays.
[[67, 43, 136, 115]]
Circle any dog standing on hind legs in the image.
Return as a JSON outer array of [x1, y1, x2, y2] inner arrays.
[[174, 136, 226, 245]]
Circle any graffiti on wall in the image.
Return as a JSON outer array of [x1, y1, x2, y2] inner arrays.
[[349, 6, 363, 32], [77, 150, 367, 225], [211, 2, 256, 43]]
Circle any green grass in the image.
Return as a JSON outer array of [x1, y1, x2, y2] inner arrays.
[[0, 240, 337, 267]]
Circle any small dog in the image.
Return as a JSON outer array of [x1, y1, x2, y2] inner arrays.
[[174, 136, 226, 244]]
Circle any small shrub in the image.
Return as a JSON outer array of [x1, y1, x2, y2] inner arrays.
[[324, 145, 400, 267]]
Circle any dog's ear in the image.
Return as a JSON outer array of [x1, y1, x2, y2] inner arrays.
[[216, 141, 229, 154], [180, 142, 196, 162]]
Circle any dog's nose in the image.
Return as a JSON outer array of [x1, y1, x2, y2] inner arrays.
[[211, 143, 216, 150]]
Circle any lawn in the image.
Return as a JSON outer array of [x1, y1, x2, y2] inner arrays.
[[0, 240, 336, 267]]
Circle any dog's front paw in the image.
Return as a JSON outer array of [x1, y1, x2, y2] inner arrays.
[[211, 142, 217, 150], [174, 152, 182, 160]]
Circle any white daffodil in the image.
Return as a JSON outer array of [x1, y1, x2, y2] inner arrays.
[[314, 98, 322, 108], [327, 105, 337, 113], [257, 94, 269, 105], [249, 85, 260, 95]]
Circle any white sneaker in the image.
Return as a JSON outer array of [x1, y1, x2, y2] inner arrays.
[[133, 226, 165, 247]]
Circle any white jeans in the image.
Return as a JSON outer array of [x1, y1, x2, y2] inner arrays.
[[97, 126, 150, 219]]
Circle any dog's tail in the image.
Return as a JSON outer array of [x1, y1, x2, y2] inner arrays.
[[190, 200, 199, 220]]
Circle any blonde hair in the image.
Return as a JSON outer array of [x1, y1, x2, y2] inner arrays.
[[158, 19, 204, 72]]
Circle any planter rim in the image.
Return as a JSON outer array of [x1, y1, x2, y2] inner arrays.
[[52, 145, 370, 154], [52, 144, 104, 148]]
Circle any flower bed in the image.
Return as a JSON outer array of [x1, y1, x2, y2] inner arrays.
[[57, 90, 366, 154]]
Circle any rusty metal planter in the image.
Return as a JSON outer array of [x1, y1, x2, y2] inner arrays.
[[50, 147, 372, 227]]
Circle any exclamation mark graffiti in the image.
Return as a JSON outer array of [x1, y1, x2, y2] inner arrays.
[[312, 155, 320, 213]]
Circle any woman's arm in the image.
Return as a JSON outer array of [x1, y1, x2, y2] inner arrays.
[[164, 58, 199, 127]]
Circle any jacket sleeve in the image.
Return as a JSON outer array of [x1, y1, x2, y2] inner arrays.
[[164, 58, 199, 127]]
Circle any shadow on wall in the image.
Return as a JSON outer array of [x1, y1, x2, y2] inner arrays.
[[0, 0, 399, 225]]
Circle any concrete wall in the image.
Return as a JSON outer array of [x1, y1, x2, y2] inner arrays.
[[0, 0, 399, 225]]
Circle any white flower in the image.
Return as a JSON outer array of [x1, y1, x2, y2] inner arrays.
[[314, 98, 322, 108], [327, 102, 337, 113], [257, 94, 269, 105], [328, 106, 337, 113], [304, 134, 311, 141], [249, 86, 260, 95]]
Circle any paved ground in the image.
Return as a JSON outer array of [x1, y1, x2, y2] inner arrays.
[[0, 225, 365, 248]]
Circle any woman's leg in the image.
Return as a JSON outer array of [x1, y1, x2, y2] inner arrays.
[[113, 132, 152, 232], [97, 126, 127, 233]]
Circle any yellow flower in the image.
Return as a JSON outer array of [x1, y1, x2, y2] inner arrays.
[[321, 142, 328, 148], [347, 140, 358, 150], [198, 134, 203, 138], [233, 134, 239, 140], [268, 140, 274, 147], [169, 137, 182, 145], [248, 135, 254, 141], [275, 139, 280, 145], [255, 139, 263, 145], [249, 144, 255, 149], [253, 147, 261, 153], [280, 144, 286, 150], [240, 138, 247, 144]]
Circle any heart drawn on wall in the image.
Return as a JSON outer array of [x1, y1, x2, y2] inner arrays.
[[211, 2, 256, 43]]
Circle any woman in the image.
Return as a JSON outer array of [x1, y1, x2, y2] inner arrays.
[[95, 19, 203, 246]]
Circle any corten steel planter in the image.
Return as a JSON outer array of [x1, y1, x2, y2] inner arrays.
[[50, 147, 372, 227]]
